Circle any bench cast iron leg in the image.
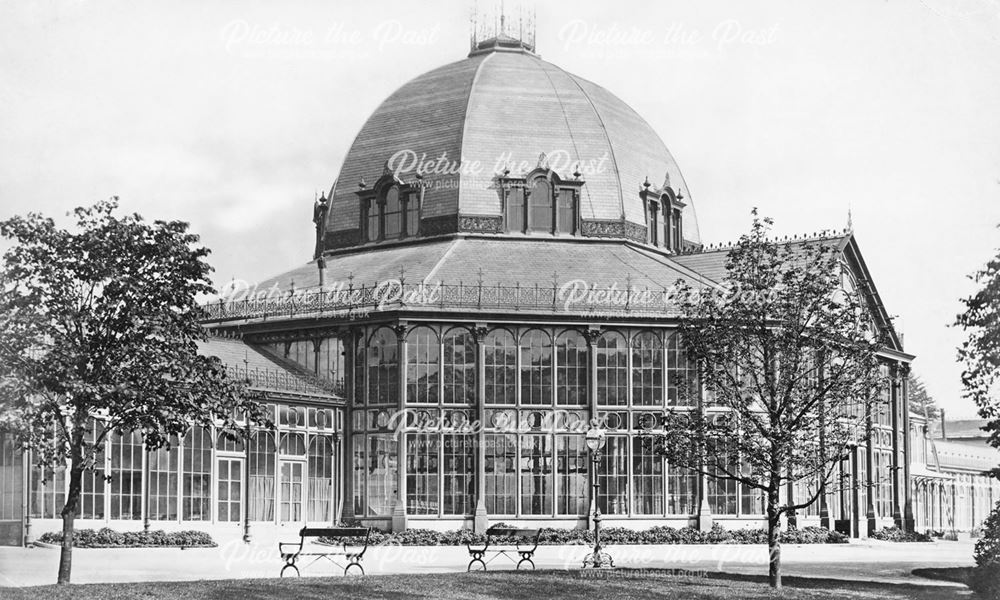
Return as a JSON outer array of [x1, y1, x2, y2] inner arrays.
[[467, 552, 486, 572], [517, 553, 535, 570], [280, 562, 300, 577], [344, 558, 365, 576]]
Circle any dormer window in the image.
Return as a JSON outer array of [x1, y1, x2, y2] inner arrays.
[[502, 169, 581, 235], [641, 176, 685, 252], [359, 179, 422, 243]]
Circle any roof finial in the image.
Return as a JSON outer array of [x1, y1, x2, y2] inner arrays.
[[469, 0, 536, 55], [846, 205, 853, 233]]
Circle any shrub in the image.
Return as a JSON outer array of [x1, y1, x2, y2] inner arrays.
[[970, 502, 1000, 600], [322, 523, 846, 547], [869, 526, 932, 543], [781, 526, 848, 544], [37, 528, 216, 548]]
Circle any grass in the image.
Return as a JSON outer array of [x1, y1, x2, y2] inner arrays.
[[0, 570, 972, 600], [912, 566, 974, 585]]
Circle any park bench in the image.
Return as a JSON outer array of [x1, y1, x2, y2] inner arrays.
[[466, 526, 541, 571], [279, 527, 371, 577]]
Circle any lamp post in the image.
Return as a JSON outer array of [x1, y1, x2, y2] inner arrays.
[[583, 428, 614, 569]]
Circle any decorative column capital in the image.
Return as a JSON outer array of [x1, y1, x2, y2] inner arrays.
[[471, 326, 490, 344], [584, 328, 602, 348], [392, 323, 407, 342]]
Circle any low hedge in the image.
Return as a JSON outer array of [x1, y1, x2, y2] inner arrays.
[[869, 526, 932, 543], [322, 523, 847, 546], [37, 527, 217, 548]]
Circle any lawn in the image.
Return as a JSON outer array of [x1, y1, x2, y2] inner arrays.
[[0, 570, 972, 600]]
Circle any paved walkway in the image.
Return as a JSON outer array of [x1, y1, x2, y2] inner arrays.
[[0, 537, 975, 588]]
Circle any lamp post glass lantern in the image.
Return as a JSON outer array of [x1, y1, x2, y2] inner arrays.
[[583, 428, 614, 569]]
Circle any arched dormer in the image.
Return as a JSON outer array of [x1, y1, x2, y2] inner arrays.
[[498, 165, 584, 235], [356, 172, 423, 244], [640, 175, 686, 253]]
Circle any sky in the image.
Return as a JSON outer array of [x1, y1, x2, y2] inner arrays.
[[1, 0, 998, 418]]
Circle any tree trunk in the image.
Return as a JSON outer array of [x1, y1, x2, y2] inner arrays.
[[767, 492, 782, 589], [57, 458, 83, 585]]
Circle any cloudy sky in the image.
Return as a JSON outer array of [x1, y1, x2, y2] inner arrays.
[[1, 0, 998, 418]]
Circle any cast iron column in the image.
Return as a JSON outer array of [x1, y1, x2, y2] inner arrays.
[[391, 323, 408, 532], [889, 363, 902, 528], [901, 364, 914, 532], [473, 325, 488, 534]]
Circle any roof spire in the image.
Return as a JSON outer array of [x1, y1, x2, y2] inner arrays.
[[846, 204, 853, 233], [469, 0, 536, 56]]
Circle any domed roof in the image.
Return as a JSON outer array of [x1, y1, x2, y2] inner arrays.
[[323, 45, 699, 249]]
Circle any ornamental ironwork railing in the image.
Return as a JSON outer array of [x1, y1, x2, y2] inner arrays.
[[201, 280, 686, 323], [226, 364, 340, 397]]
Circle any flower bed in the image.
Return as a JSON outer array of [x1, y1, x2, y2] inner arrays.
[[322, 523, 847, 546], [37, 527, 217, 548], [868, 526, 932, 542]]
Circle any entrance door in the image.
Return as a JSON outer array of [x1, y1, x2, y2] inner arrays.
[[280, 461, 304, 523], [217, 458, 243, 523]]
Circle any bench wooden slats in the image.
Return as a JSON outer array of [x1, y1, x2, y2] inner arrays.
[[467, 526, 541, 571], [279, 526, 372, 577]]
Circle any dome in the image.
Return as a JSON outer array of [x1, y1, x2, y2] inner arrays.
[[322, 43, 700, 251]]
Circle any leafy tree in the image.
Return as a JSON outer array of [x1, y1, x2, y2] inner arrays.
[[956, 230, 1000, 451], [907, 373, 939, 422], [0, 199, 267, 584], [653, 211, 885, 589], [956, 228, 1000, 596]]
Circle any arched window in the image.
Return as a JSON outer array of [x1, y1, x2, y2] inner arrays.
[[279, 432, 307, 456], [216, 432, 245, 453], [368, 328, 398, 404], [249, 432, 276, 521], [109, 431, 142, 520], [406, 327, 439, 404], [484, 329, 517, 405], [182, 426, 211, 521], [520, 329, 552, 405], [528, 178, 553, 233], [307, 436, 334, 523], [556, 331, 587, 406], [443, 328, 475, 404], [384, 187, 402, 239], [632, 331, 663, 406]]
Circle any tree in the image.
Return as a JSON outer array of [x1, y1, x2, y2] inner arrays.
[[0, 199, 267, 584], [907, 373, 939, 422], [956, 229, 1000, 452], [653, 211, 885, 589], [956, 228, 1000, 597]]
